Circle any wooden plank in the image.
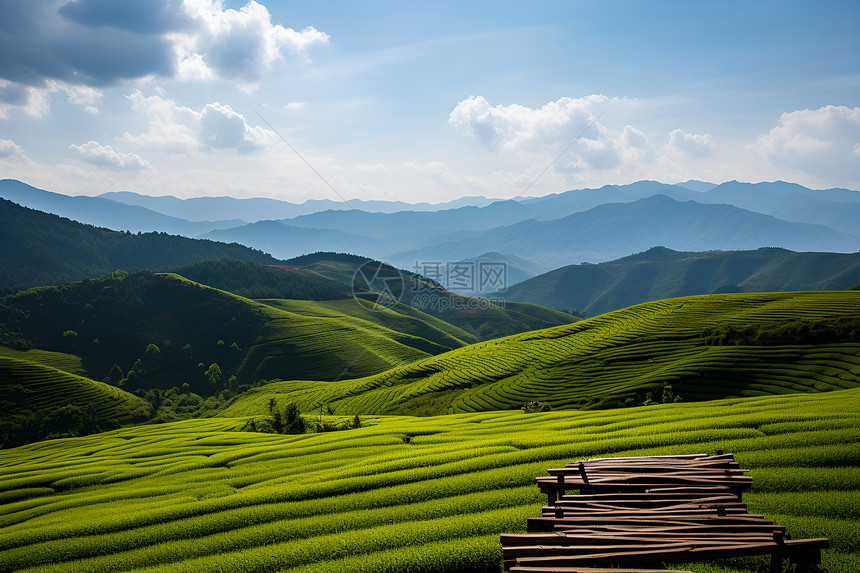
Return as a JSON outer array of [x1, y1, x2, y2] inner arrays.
[[510, 565, 692, 573]]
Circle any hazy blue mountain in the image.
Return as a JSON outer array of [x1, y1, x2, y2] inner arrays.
[[100, 190, 502, 222], [496, 246, 860, 317], [391, 195, 860, 269], [404, 251, 547, 296], [281, 200, 532, 247], [199, 220, 388, 261], [772, 201, 860, 236], [699, 180, 860, 210], [278, 182, 697, 251], [516, 181, 698, 218], [674, 180, 718, 192], [0, 198, 283, 289], [0, 179, 243, 236]]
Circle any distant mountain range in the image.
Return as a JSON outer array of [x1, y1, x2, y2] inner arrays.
[[0, 179, 243, 236], [390, 194, 858, 269], [497, 246, 860, 317], [3, 177, 859, 294], [99, 190, 501, 221]]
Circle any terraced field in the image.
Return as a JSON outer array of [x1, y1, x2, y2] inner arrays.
[[0, 356, 151, 423], [0, 388, 857, 572], [226, 291, 860, 416], [0, 347, 84, 375], [242, 298, 458, 382]]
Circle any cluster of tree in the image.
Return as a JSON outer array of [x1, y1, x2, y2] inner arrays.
[[241, 399, 362, 434], [167, 259, 350, 300], [583, 385, 683, 411], [136, 384, 249, 423], [0, 197, 284, 290], [700, 318, 860, 346], [0, 402, 119, 449], [521, 401, 551, 413]]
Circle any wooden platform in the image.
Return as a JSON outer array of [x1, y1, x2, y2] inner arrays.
[[502, 453, 828, 573]]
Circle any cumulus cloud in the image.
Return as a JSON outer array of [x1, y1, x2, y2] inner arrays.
[[123, 90, 274, 154], [0, 1, 328, 115], [449, 94, 612, 152], [70, 140, 151, 170], [180, 0, 329, 85], [450, 94, 672, 176], [0, 138, 26, 159], [748, 105, 860, 179], [666, 128, 713, 158]]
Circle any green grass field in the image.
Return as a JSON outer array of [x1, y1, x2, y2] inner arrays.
[[0, 346, 84, 375], [0, 356, 152, 447], [0, 356, 150, 422], [225, 291, 860, 416], [0, 388, 857, 572]]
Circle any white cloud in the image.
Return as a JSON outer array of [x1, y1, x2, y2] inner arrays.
[[177, 0, 329, 87], [122, 90, 274, 154], [449, 95, 654, 174], [70, 141, 152, 170], [448, 94, 612, 152], [285, 101, 306, 111], [666, 128, 713, 159], [353, 163, 388, 172], [198, 101, 273, 152], [748, 105, 860, 179], [0, 138, 26, 159], [0, 80, 54, 118], [0, 1, 328, 115]]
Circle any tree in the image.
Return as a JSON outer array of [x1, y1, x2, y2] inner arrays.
[[271, 409, 284, 434], [108, 363, 124, 384], [284, 402, 305, 434], [145, 343, 161, 359], [662, 384, 674, 404], [205, 363, 222, 386]]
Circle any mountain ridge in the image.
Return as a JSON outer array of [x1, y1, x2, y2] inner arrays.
[[496, 246, 860, 316]]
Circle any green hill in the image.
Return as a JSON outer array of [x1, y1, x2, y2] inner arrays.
[[224, 291, 860, 416], [0, 356, 151, 447], [0, 197, 284, 289], [0, 271, 483, 398], [283, 252, 579, 341], [167, 259, 351, 300], [0, 389, 856, 572], [498, 246, 860, 317]]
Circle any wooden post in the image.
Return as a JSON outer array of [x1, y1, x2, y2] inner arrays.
[[771, 530, 784, 573]]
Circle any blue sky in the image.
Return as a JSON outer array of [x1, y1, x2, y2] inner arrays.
[[1, 0, 858, 202]]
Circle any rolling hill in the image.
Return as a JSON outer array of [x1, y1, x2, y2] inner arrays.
[[0, 389, 856, 572], [0, 356, 151, 447], [167, 259, 351, 300], [278, 252, 579, 340], [497, 247, 860, 316], [0, 198, 284, 289], [223, 291, 860, 417], [0, 271, 458, 394], [0, 263, 575, 399]]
